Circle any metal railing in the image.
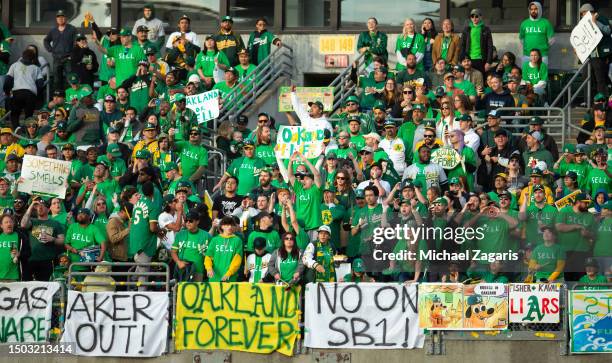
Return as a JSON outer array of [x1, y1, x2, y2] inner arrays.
[[495, 107, 566, 147], [215, 44, 295, 129], [328, 52, 366, 113], [67, 262, 171, 291]]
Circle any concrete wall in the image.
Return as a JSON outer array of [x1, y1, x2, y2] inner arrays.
[[0, 340, 608, 363]]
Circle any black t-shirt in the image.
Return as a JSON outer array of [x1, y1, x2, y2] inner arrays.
[[212, 194, 243, 219]]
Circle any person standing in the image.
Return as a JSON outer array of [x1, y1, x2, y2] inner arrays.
[[205, 216, 243, 282], [432, 19, 461, 66], [395, 18, 426, 72], [165, 15, 198, 49], [357, 17, 388, 69], [460, 8, 493, 75], [215, 16, 246, 67], [132, 3, 165, 52], [247, 17, 281, 66], [519, 2, 555, 65], [44, 10, 77, 91], [70, 33, 98, 87], [4, 49, 44, 129], [97, 28, 146, 87], [579, 3, 611, 97]]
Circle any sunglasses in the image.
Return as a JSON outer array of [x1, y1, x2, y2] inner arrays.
[[284, 236, 295, 241], [423, 134, 435, 138], [441, 106, 450, 110], [346, 102, 357, 106], [338, 136, 348, 139], [403, 91, 413, 94], [258, 119, 267, 122], [186, 219, 197, 223], [55, 113, 62, 117], [189, 132, 200, 136], [471, 14, 480, 18], [336, 176, 348, 180], [96, 202, 106, 206]]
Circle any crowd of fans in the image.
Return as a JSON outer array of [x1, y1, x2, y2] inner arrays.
[[0, 2, 610, 289]]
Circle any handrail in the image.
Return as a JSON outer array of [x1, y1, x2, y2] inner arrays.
[[216, 44, 294, 126], [328, 52, 366, 113], [550, 59, 590, 108]]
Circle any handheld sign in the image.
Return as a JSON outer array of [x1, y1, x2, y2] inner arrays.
[[275, 125, 326, 159], [18, 155, 71, 198], [278, 86, 334, 112], [570, 12, 604, 63], [554, 189, 582, 211], [186, 90, 220, 124], [431, 147, 462, 169]]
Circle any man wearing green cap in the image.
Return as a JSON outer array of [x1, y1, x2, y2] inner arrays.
[[212, 67, 240, 107], [66, 85, 101, 145], [65, 73, 85, 105], [398, 103, 427, 153], [519, 184, 557, 245], [98, 143, 127, 181], [167, 93, 197, 141], [75, 160, 120, 209], [342, 258, 372, 283], [65, 208, 107, 271], [214, 140, 265, 196], [99, 28, 145, 86], [119, 60, 152, 115], [163, 163, 195, 195], [577, 258, 608, 290], [215, 16, 245, 67], [132, 3, 165, 50], [172, 126, 208, 183], [336, 95, 374, 133]]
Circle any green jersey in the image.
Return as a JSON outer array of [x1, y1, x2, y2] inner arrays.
[[356, 30, 388, 66], [65, 223, 106, 268], [476, 216, 511, 256], [246, 230, 281, 253], [175, 141, 209, 178], [0, 233, 19, 280], [293, 181, 322, 231], [98, 36, 115, 82], [454, 80, 477, 97], [581, 167, 611, 198], [524, 204, 558, 245], [107, 44, 146, 86], [205, 234, 243, 282], [358, 76, 386, 109], [172, 228, 211, 274], [255, 144, 276, 166], [555, 206, 595, 252], [519, 17, 554, 56], [531, 243, 565, 281], [194, 50, 230, 78], [577, 274, 609, 290], [312, 240, 336, 282], [127, 75, 151, 115], [237, 63, 257, 83], [352, 204, 391, 255], [226, 156, 266, 196], [279, 254, 299, 282], [129, 196, 160, 258], [66, 86, 85, 104], [247, 30, 278, 65], [554, 160, 587, 185], [395, 33, 425, 71], [320, 203, 346, 250]]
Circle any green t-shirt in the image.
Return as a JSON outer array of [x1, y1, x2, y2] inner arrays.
[[246, 230, 281, 253], [468, 22, 483, 60], [65, 223, 107, 268], [107, 44, 146, 86], [524, 204, 558, 245], [454, 80, 477, 97], [175, 141, 209, 178], [205, 234, 243, 282], [237, 63, 257, 83], [279, 254, 299, 282], [577, 274, 609, 290], [358, 76, 386, 108], [226, 156, 266, 196], [476, 216, 511, 256], [531, 243, 565, 281], [522, 61, 548, 85], [593, 217, 612, 257], [352, 204, 391, 255], [172, 228, 211, 274], [293, 181, 322, 231], [194, 50, 230, 78], [555, 206, 595, 252], [28, 219, 64, 262], [128, 196, 160, 258], [255, 144, 276, 166], [581, 167, 611, 198], [395, 33, 425, 71], [519, 17, 554, 56], [0, 233, 20, 280], [99, 36, 115, 82]]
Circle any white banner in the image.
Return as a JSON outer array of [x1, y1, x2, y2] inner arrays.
[[274, 125, 326, 159], [304, 283, 424, 349], [509, 284, 561, 323], [186, 90, 220, 124], [18, 155, 71, 198], [570, 11, 604, 63], [61, 291, 169, 357], [0, 282, 60, 342]]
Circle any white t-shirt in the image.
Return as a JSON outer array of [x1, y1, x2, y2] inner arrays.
[[165, 31, 198, 48], [290, 92, 333, 135], [158, 211, 177, 250]]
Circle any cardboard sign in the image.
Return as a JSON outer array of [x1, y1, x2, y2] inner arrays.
[[18, 155, 71, 198], [570, 11, 604, 63], [61, 291, 169, 357], [319, 35, 356, 55], [554, 189, 582, 211], [278, 87, 334, 112], [274, 125, 326, 159], [509, 284, 561, 323], [304, 283, 424, 349], [418, 283, 509, 330], [0, 282, 60, 343], [186, 90, 220, 123], [569, 289, 612, 353], [431, 147, 462, 169], [175, 282, 301, 356]]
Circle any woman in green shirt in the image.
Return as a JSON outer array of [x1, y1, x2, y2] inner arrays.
[[204, 216, 243, 282], [267, 232, 305, 286], [528, 226, 565, 282], [49, 197, 69, 230], [0, 214, 22, 281], [522, 49, 548, 98], [395, 18, 425, 71], [195, 36, 230, 90]]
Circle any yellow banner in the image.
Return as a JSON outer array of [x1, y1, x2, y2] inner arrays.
[[554, 189, 581, 211], [175, 282, 301, 356]]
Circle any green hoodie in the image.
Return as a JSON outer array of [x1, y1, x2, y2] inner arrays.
[[469, 22, 483, 60]]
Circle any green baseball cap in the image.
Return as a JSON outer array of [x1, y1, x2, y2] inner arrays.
[[594, 93, 607, 102], [449, 177, 460, 185], [372, 101, 386, 111], [67, 73, 79, 84], [563, 144, 576, 153], [173, 93, 186, 103], [106, 143, 122, 157], [308, 100, 324, 110], [80, 85, 93, 97], [354, 189, 365, 199], [143, 122, 156, 131], [144, 46, 157, 55], [352, 258, 365, 273], [135, 149, 151, 159], [119, 27, 131, 36], [467, 294, 483, 306], [433, 197, 448, 206], [161, 162, 178, 172], [412, 103, 426, 112], [221, 15, 234, 22], [344, 95, 360, 105]]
